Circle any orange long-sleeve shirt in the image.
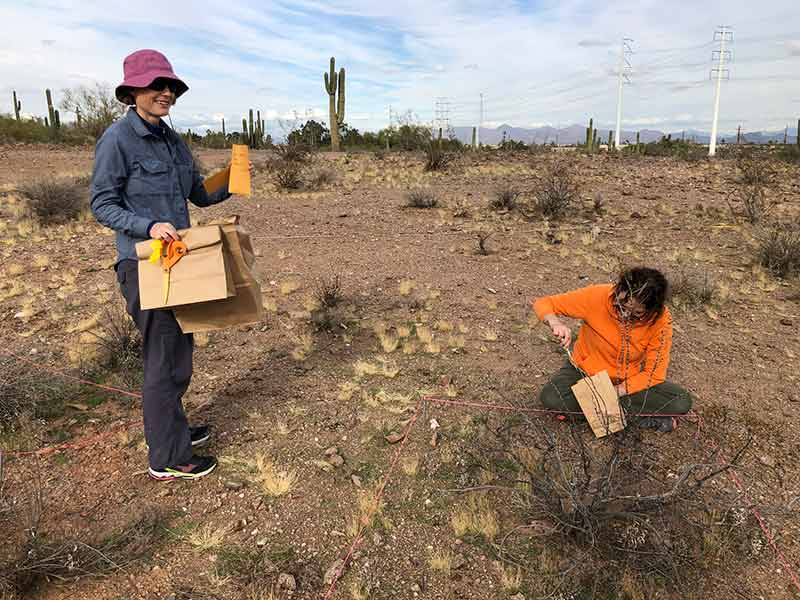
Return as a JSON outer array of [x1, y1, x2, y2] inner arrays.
[[532, 284, 673, 394]]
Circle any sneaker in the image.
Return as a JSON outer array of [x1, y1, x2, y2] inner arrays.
[[148, 455, 218, 481], [638, 416, 677, 433], [190, 425, 211, 447]]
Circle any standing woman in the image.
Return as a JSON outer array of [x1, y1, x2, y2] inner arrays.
[[532, 267, 693, 432], [91, 49, 234, 480]]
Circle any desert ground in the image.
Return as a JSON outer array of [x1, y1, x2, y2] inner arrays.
[[1, 144, 799, 599]]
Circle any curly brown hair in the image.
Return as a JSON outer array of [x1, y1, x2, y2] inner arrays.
[[612, 266, 670, 325]]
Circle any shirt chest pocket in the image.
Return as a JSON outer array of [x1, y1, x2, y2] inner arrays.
[[127, 158, 171, 197]]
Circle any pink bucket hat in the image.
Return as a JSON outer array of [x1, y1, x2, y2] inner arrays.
[[115, 49, 188, 105]]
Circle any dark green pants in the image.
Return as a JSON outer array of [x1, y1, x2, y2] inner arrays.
[[539, 362, 693, 415]]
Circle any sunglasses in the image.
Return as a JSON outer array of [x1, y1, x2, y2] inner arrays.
[[146, 78, 180, 94]]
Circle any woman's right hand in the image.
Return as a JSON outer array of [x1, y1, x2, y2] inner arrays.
[[149, 222, 180, 242], [545, 315, 571, 349]]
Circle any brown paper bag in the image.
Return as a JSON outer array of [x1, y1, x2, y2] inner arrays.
[[135, 225, 235, 310], [173, 216, 264, 333], [229, 144, 251, 196], [571, 370, 627, 438]]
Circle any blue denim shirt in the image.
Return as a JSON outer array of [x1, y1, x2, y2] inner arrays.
[[90, 108, 230, 264]]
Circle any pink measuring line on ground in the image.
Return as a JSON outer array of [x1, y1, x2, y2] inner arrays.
[[322, 396, 424, 600]]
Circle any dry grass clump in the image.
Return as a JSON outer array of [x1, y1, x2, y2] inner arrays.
[[490, 185, 520, 211], [313, 273, 343, 308], [17, 176, 89, 225], [670, 269, 716, 308], [429, 549, 454, 575], [450, 495, 499, 541], [757, 222, 800, 278], [307, 167, 337, 190], [406, 188, 438, 209], [253, 454, 298, 497]]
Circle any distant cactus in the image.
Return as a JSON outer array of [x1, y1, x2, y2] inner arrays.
[[471, 126, 476, 149], [12, 90, 21, 120], [248, 109, 254, 147], [797, 118, 799, 146], [607, 130, 613, 149], [45, 89, 59, 130], [222, 117, 226, 137], [324, 56, 346, 151], [585, 118, 593, 150], [76, 106, 82, 127], [242, 118, 248, 143]]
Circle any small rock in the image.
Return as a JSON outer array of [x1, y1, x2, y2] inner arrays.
[[759, 455, 777, 468], [372, 532, 383, 545], [630, 211, 644, 219], [277, 573, 297, 591], [351, 474, 363, 487], [511, 594, 526, 600], [411, 583, 421, 593], [256, 537, 268, 547], [324, 446, 339, 457], [429, 418, 440, 430], [324, 559, 345, 585], [327, 454, 345, 468], [780, 318, 793, 326], [225, 480, 244, 490], [385, 431, 406, 444]]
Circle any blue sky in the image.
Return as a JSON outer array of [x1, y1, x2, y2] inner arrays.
[[1, 0, 799, 136]]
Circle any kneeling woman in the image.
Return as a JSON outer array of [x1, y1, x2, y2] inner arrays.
[[532, 267, 692, 432]]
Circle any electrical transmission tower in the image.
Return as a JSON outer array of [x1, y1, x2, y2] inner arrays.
[[614, 38, 634, 148], [709, 25, 733, 157], [434, 97, 451, 136]]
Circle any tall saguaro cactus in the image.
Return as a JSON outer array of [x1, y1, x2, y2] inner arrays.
[[324, 56, 346, 151], [12, 91, 21, 120]]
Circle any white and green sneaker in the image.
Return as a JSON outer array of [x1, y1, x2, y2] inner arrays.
[[148, 455, 218, 481]]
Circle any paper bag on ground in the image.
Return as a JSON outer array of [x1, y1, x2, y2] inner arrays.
[[174, 216, 263, 333], [135, 225, 235, 310], [571, 370, 627, 438]]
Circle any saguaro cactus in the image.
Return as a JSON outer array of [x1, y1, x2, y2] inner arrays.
[[248, 109, 255, 147], [607, 129, 613, 149], [324, 57, 346, 151], [45, 89, 59, 130], [796, 118, 799, 146], [242, 118, 248, 143], [222, 117, 226, 137], [12, 91, 21, 120], [585, 118, 597, 153]]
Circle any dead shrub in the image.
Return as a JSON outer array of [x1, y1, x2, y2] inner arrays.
[[0, 357, 74, 439], [314, 273, 343, 309], [17, 176, 89, 225], [465, 414, 754, 596], [476, 230, 493, 255], [526, 161, 579, 220], [406, 188, 438, 209], [757, 222, 800, 278], [424, 140, 452, 172], [593, 191, 606, 215], [728, 158, 773, 224], [491, 186, 520, 212], [86, 306, 142, 387], [269, 142, 312, 190], [1, 510, 169, 598]]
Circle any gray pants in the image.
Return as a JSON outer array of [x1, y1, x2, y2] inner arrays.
[[539, 362, 693, 415], [117, 260, 193, 470]]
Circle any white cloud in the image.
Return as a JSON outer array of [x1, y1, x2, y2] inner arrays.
[[1, 0, 799, 135]]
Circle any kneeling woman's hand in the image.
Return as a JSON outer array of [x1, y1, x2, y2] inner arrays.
[[544, 314, 571, 349]]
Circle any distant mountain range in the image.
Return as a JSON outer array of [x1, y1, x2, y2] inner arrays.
[[447, 123, 799, 146]]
